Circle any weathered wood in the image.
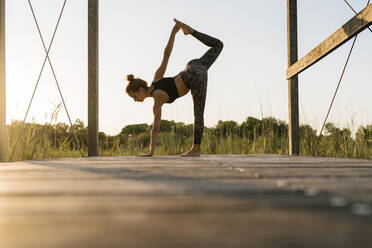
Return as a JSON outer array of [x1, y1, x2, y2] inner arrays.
[[287, 0, 299, 155], [88, 0, 99, 156], [287, 3, 372, 79], [1, 155, 372, 247], [0, 0, 5, 162]]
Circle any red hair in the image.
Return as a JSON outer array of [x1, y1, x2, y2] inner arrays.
[[125, 74, 148, 94]]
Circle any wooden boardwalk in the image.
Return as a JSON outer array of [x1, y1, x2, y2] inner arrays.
[[1, 155, 372, 248]]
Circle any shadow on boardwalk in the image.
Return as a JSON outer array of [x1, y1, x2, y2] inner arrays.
[[0, 155, 371, 248]]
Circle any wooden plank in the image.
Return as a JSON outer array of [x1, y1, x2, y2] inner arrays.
[[88, 0, 99, 156], [0, 0, 5, 162], [287, 0, 299, 155], [286, 3, 372, 79], [2, 156, 372, 247]]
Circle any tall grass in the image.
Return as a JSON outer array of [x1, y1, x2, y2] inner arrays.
[[5, 113, 372, 161]]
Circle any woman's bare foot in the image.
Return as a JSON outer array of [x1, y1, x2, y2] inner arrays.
[[180, 145, 200, 157], [173, 18, 193, 35], [180, 150, 200, 157]]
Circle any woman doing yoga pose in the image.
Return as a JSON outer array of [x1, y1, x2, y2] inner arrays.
[[125, 19, 223, 157]]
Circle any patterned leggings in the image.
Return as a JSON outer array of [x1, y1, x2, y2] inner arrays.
[[180, 30, 223, 145]]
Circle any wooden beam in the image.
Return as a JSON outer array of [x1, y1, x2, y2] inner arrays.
[[287, 0, 299, 155], [0, 0, 5, 162], [287, 3, 372, 80], [88, 0, 99, 156]]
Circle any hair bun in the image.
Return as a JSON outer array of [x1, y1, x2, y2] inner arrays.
[[126, 74, 134, 82]]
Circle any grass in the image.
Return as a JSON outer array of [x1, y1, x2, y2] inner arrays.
[[5, 114, 372, 162]]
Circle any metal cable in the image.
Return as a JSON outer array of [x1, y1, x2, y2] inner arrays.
[[10, 0, 83, 160], [312, 0, 370, 156], [312, 36, 357, 156], [27, 0, 83, 157], [344, 0, 372, 33], [10, 0, 67, 161]]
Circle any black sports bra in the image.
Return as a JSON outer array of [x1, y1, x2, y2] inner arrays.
[[150, 77, 179, 103]]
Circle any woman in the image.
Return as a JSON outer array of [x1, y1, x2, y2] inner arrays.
[[125, 18, 223, 157]]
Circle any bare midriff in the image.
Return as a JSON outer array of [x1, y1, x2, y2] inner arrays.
[[174, 74, 190, 97]]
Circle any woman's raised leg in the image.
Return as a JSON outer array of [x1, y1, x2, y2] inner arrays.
[[175, 19, 223, 69], [191, 30, 223, 69]]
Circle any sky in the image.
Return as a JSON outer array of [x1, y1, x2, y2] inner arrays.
[[5, 0, 372, 135]]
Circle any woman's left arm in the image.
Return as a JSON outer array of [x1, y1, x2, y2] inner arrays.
[[140, 98, 162, 157], [153, 21, 180, 82], [142, 97, 163, 157]]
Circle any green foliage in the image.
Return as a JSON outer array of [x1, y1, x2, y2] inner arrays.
[[299, 124, 317, 155], [354, 125, 372, 158], [215, 120, 239, 138], [240, 117, 261, 139], [356, 125, 372, 147], [120, 123, 150, 136], [5, 116, 372, 161], [320, 123, 353, 157]]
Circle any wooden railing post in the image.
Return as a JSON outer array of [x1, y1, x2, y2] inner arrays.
[[88, 0, 99, 156], [286, 3, 372, 79], [0, 0, 6, 162], [287, 0, 300, 155]]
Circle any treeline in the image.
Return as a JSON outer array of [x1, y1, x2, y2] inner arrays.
[[5, 116, 372, 161]]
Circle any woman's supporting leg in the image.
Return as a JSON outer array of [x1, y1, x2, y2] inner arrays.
[[191, 75, 208, 145], [180, 63, 208, 156], [191, 30, 223, 69]]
